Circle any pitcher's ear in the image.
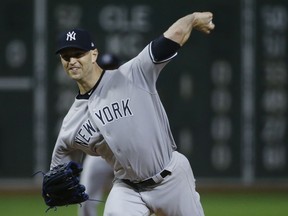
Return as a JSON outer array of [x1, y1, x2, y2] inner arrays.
[[92, 49, 98, 62]]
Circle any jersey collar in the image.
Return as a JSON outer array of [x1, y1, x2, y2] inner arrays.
[[76, 70, 106, 99]]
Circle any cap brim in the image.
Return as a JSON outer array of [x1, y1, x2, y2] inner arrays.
[[55, 45, 90, 54]]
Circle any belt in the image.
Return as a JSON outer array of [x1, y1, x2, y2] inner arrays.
[[122, 170, 171, 192]]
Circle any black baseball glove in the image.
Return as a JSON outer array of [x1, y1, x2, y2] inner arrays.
[[42, 161, 89, 210]]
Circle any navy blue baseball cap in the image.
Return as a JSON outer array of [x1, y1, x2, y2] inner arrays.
[[55, 28, 95, 54]]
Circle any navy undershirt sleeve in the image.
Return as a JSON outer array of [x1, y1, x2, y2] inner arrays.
[[151, 35, 181, 62]]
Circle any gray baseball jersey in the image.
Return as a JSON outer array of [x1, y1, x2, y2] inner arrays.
[[51, 43, 177, 182]]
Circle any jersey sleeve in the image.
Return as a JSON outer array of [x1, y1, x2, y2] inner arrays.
[[50, 130, 85, 169], [150, 35, 180, 63], [118, 38, 178, 93]]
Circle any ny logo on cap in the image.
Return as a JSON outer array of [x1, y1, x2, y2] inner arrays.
[[66, 31, 76, 41]]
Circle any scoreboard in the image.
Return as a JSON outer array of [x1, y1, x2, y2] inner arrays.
[[0, 0, 287, 181]]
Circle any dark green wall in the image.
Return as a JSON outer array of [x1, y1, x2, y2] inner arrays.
[[1, 0, 287, 180]]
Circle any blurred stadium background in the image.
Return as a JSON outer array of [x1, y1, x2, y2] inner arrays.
[[0, 0, 288, 215]]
